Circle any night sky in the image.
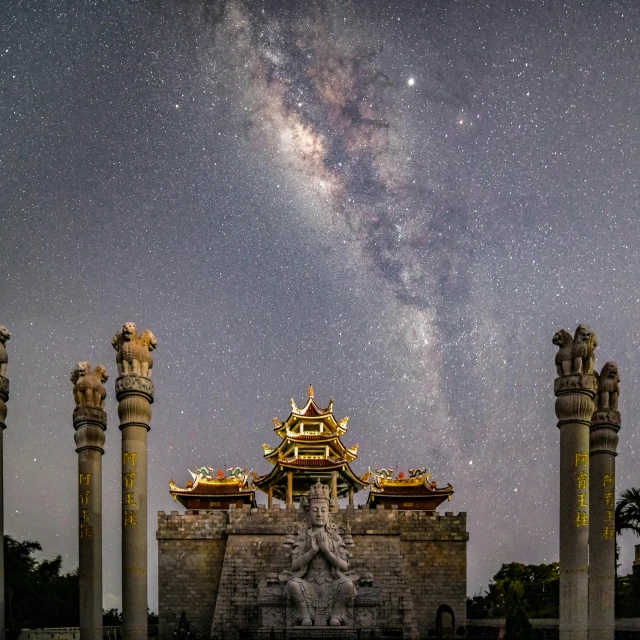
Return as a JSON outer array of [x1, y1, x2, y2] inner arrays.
[[2, 0, 640, 612]]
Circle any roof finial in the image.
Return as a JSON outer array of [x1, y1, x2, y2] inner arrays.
[[308, 384, 314, 398]]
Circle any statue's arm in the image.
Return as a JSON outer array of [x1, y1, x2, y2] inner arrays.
[[291, 547, 316, 571], [320, 547, 348, 571]]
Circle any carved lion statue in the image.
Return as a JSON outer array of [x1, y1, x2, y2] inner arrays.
[[552, 329, 573, 376], [0, 326, 10, 377], [571, 324, 597, 375], [596, 361, 620, 411], [70, 362, 108, 409], [112, 322, 157, 377]]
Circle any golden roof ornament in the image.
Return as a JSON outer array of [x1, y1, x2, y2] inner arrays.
[[308, 384, 314, 398]]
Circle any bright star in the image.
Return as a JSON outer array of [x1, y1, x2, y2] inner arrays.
[[407, 77, 415, 86]]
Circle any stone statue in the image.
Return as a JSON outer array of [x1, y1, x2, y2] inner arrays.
[[112, 322, 157, 378], [258, 573, 285, 628], [552, 325, 597, 376], [280, 480, 357, 627], [552, 329, 574, 376], [0, 325, 10, 376], [572, 324, 597, 375], [596, 362, 620, 412], [354, 572, 380, 627], [70, 362, 109, 409]]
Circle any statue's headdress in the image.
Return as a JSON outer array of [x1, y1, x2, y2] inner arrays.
[[301, 478, 338, 512], [308, 479, 331, 501]]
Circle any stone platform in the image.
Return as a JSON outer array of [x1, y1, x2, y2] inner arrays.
[[157, 504, 467, 640]]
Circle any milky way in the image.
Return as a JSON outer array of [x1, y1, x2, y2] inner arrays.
[[2, 0, 640, 610]]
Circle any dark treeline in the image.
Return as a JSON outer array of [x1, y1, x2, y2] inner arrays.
[[5, 535, 159, 633], [5, 536, 79, 631]]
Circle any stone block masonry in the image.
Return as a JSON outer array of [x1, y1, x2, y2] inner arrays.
[[157, 506, 468, 640]]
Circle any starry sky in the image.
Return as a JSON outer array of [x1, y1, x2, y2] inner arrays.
[[2, 0, 640, 612]]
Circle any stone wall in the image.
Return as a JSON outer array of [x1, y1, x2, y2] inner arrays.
[[157, 505, 468, 640], [157, 511, 227, 640]]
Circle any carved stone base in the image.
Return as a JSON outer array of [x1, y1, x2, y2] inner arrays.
[[591, 409, 621, 428], [115, 374, 154, 400], [289, 627, 358, 640], [285, 601, 354, 629], [73, 407, 108, 426], [554, 373, 597, 394]]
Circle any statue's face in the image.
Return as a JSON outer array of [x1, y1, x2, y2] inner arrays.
[[123, 322, 136, 340], [577, 325, 591, 343], [309, 498, 329, 527]]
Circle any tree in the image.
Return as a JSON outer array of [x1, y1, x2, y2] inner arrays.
[[4, 535, 79, 631], [503, 580, 533, 640], [467, 562, 560, 618], [616, 572, 640, 618], [477, 562, 559, 619], [616, 488, 640, 538], [103, 609, 123, 626], [103, 609, 158, 628]]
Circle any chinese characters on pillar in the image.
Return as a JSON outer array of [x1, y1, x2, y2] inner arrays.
[[575, 453, 588, 527], [123, 451, 138, 526], [79, 473, 92, 538], [602, 473, 615, 539]]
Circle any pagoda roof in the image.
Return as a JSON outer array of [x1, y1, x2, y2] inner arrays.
[[280, 457, 346, 468], [363, 469, 454, 510], [170, 480, 253, 496], [254, 459, 367, 501], [271, 386, 349, 439], [263, 386, 358, 466], [169, 468, 256, 498]]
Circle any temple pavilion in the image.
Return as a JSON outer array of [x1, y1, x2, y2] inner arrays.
[[169, 386, 454, 511]]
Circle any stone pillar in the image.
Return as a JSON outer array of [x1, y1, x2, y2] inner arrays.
[[589, 362, 620, 640], [113, 323, 157, 640], [287, 471, 293, 508], [267, 486, 273, 509], [331, 471, 338, 503], [553, 325, 597, 640], [0, 326, 10, 640], [348, 487, 354, 506], [71, 362, 109, 640]]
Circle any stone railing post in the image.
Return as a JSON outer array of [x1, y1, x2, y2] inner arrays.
[[589, 361, 620, 640], [112, 323, 156, 640], [0, 326, 10, 640], [553, 325, 597, 640], [71, 362, 108, 640]]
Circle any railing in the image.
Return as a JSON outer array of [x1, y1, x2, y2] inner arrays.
[[13, 626, 158, 640], [239, 629, 403, 640]]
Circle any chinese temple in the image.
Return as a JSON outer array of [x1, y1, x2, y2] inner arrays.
[[168, 386, 453, 511], [169, 468, 256, 510], [160, 387, 468, 640], [364, 468, 453, 511]]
